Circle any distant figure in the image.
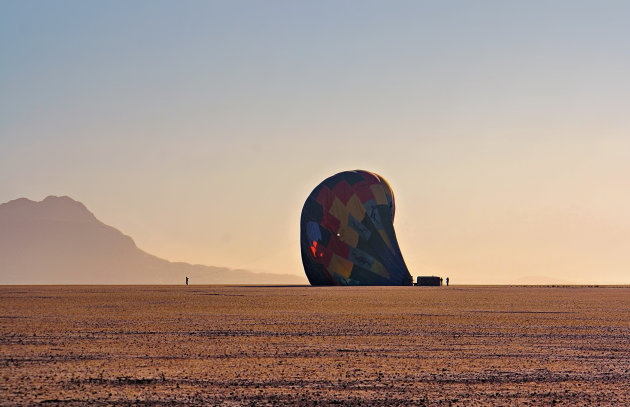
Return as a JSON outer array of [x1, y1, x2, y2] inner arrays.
[[446, 277, 449, 287], [440, 277, 443, 286], [185, 276, 189, 286]]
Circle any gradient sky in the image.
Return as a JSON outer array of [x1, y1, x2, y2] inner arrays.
[[2, 1, 629, 284]]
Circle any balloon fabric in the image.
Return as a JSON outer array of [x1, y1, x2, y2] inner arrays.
[[300, 170, 412, 286]]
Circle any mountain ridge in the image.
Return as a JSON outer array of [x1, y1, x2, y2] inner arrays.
[[0, 196, 306, 285]]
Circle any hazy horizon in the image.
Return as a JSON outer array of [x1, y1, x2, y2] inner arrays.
[[0, 195, 309, 285], [2, 2, 629, 285]]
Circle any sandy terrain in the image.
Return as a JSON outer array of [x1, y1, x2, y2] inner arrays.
[[0, 285, 628, 406]]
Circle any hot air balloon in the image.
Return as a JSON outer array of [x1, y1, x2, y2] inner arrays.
[[300, 170, 412, 286]]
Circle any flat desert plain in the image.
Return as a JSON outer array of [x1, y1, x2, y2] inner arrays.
[[0, 285, 629, 406]]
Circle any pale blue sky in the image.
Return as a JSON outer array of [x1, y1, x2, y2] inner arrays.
[[2, 1, 629, 283]]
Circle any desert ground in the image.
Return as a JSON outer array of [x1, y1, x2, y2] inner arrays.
[[0, 285, 628, 406]]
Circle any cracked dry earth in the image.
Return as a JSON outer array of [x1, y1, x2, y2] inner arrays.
[[0, 285, 629, 406]]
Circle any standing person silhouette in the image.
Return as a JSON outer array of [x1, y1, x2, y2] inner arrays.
[[185, 276, 189, 286], [446, 277, 449, 286]]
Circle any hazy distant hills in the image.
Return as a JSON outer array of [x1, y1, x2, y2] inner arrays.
[[0, 196, 306, 285]]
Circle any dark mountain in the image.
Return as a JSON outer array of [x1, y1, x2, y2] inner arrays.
[[0, 196, 306, 285]]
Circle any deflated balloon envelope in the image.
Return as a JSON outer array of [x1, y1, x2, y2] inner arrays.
[[300, 170, 412, 286]]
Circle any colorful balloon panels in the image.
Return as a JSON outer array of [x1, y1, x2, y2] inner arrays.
[[300, 170, 412, 286]]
